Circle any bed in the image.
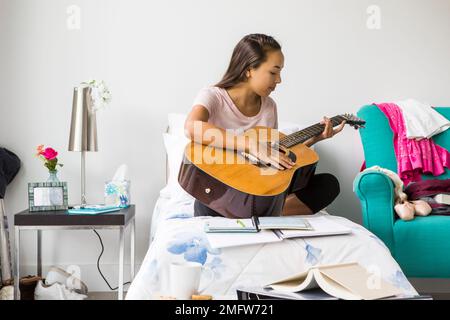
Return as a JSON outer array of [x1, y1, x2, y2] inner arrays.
[[125, 114, 418, 300]]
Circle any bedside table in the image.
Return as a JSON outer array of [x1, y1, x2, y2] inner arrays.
[[13, 205, 136, 300]]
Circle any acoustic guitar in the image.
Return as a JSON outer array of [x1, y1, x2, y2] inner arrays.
[[178, 114, 365, 218]]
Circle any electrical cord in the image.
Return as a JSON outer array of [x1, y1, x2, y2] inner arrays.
[[93, 230, 131, 291]]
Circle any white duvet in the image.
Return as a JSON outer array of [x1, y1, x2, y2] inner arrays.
[[126, 210, 417, 300]]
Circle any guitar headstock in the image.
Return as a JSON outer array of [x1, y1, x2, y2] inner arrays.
[[340, 113, 366, 129]]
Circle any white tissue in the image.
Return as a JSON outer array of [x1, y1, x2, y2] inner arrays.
[[112, 164, 129, 181], [105, 164, 131, 207]]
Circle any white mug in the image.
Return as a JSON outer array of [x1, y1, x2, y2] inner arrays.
[[169, 262, 213, 300]]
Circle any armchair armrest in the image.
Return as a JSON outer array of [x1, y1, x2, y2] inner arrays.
[[353, 171, 396, 254]]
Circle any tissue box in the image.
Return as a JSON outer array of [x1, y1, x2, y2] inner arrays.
[[104, 180, 130, 208]]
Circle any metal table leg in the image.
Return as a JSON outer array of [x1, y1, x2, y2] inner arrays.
[[131, 217, 135, 280], [37, 230, 42, 277], [118, 226, 124, 300], [14, 227, 20, 300]]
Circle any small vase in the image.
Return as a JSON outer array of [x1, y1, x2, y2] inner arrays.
[[47, 170, 60, 183]]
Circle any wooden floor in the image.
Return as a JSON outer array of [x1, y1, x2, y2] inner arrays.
[[87, 292, 119, 300]]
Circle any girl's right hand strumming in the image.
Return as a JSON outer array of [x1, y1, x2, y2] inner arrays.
[[245, 136, 295, 170]]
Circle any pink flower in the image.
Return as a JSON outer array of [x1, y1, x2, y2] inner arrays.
[[36, 144, 44, 157], [42, 147, 58, 160]]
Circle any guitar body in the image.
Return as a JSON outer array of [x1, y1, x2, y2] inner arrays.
[[178, 126, 319, 218]]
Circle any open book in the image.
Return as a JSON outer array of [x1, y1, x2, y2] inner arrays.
[[265, 262, 403, 300], [204, 216, 313, 233], [204, 216, 352, 248]]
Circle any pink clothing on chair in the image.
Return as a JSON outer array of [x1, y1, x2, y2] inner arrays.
[[375, 102, 450, 185]]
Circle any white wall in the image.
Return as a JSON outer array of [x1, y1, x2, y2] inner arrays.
[[1, 0, 450, 291]]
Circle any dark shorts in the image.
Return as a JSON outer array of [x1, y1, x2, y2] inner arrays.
[[194, 173, 340, 217]]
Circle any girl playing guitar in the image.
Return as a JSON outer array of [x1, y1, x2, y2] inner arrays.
[[184, 34, 345, 217]]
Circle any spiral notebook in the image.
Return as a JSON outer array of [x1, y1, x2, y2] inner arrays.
[[204, 216, 313, 233]]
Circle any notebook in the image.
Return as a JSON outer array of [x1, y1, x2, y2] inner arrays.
[[204, 217, 258, 233], [67, 205, 121, 215], [257, 216, 313, 230], [204, 216, 313, 233], [264, 262, 403, 300], [274, 216, 351, 239]]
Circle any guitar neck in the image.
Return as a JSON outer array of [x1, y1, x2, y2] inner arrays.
[[279, 115, 346, 148]]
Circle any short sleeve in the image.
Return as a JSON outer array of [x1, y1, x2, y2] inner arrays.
[[192, 87, 219, 118]]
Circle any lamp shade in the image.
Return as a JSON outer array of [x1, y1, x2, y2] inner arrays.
[[68, 85, 98, 152]]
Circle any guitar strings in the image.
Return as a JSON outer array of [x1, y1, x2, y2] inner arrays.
[[279, 115, 345, 148]]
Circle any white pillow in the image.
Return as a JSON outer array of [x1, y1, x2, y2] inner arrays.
[[159, 132, 194, 202]]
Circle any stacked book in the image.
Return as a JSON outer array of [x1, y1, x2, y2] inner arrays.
[[67, 205, 122, 215]]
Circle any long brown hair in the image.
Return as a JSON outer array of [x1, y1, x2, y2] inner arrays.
[[215, 34, 281, 89]]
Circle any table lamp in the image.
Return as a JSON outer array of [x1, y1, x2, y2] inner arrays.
[[68, 84, 98, 207]]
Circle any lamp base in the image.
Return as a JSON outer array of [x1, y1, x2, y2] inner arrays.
[[81, 151, 86, 208]]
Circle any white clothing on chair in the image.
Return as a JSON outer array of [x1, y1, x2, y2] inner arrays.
[[395, 99, 450, 139]]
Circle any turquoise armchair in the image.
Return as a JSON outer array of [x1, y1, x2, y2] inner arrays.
[[353, 105, 450, 278]]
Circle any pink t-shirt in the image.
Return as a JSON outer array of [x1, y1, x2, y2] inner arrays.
[[192, 86, 278, 131]]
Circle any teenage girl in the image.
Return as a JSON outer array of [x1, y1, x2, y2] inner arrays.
[[184, 34, 345, 217]]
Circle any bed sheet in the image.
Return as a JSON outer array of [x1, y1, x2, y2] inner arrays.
[[129, 211, 417, 300]]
